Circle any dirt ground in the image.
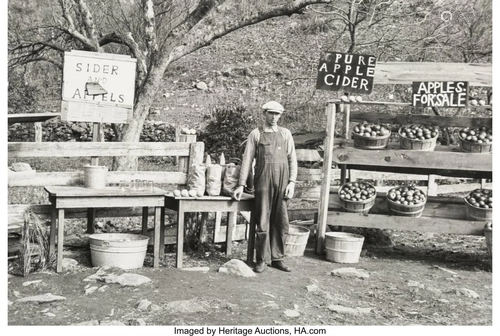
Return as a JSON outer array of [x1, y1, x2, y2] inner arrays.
[[7, 230, 493, 327]]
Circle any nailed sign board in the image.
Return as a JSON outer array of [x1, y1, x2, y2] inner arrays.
[[61, 50, 137, 123], [412, 81, 469, 108], [316, 52, 376, 94]]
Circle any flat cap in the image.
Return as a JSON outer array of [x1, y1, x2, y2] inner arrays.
[[262, 101, 284, 113]]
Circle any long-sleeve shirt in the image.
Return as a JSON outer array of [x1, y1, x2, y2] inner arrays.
[[238, 125, 298, 187]]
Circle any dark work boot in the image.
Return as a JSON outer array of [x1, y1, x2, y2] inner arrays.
[[271, 260, 292, 272], [254, 261, 267, 273]]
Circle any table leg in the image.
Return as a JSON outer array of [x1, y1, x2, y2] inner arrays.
[[246, 211, 256, 265], [212, 211, 222, 243], [87, 208, 96, 234], [199, 212, 208, 243], [153, 206, 162, 268], [226, 212, 236, 256], [57, 209, 65, 273], [142, 207, 149, 235], [176, 203, 185, 268], [160, 207, 166, 259], [49, 208, 57, 256]]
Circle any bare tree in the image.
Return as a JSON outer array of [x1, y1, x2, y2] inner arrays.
[[307, 0, 491, 63], [9, 0, 338, 170]]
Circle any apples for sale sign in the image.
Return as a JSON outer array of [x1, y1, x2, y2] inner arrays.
[[316, 52, 376, 94], [412, 81, 469, 108]]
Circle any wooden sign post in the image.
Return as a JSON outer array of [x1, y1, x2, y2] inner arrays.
[[61, 51, 136, 232], [61, 50, 137, 165], [314, 51, 377, 254]]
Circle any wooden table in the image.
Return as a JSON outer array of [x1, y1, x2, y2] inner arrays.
[[45, 186, 167, 272], [164, 193, 255, 268]]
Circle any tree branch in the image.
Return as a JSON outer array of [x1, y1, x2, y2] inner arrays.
[[142, 0, 159, 54]]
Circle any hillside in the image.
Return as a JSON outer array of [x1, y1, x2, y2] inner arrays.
[[148, 13, 338, 134]]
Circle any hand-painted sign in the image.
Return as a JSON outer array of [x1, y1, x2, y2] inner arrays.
[[316, 52, 376, 94], [61, 50, 137, 123], [412, 81, 469, 107]]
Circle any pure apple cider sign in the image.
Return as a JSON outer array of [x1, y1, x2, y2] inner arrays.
[[61, 50, 137, 123], [412, 81, 469, 108], [316, 52, 376, 94]]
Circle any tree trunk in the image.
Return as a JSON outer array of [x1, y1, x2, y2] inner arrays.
[[111, 60, 167, 171]]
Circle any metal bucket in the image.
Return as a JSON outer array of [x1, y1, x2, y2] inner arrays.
[[89, 233, 149, 269], [83, 165, 108, 189]]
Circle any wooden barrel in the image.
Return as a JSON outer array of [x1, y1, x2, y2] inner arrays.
[[325, 232, 364, 264], [484, 227, 492, 257], [352, 132, 390, 150], [338, 182, 377, 214], [387, 198, 426, 217], [465, 201, 493, 221], [285, 225, 310, 257], [398, 128, 437, 151], [459, 138, 492, 153]]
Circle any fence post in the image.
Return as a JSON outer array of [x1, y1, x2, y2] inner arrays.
[[34, 122, 43, 142], [427, 174, 437, 196]]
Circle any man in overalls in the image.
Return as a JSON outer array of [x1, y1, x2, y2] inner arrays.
[[233, 101, 297, 273]]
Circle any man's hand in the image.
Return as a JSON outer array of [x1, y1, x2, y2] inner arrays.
[[233, 186, 244, 201], [284, 182, 295, 199]]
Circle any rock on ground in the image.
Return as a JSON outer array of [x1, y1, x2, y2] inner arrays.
[[331, 267, 370, 279], [16, 293, 66, 304], [164, 299, 210, 313], [222, 259, 256, 277]]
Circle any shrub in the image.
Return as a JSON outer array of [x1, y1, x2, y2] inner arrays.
[[198, 105, 257, 161]]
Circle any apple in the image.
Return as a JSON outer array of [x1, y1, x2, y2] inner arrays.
[[352, 122, 390, 138], [387, 185, 426, 205], [188, 189, 198, 197], [465, 189, 492, 209], [196, 189, 204, 197], [349, 95, 357, 102], [399, 125, 439, 141], [459, 126, 492, 143], [189, 128, 196, 135], [341, 95, 349, 102], [339, 181, 377, 202], [470, 99, 478, 106], [181, 189, 189, 197], [478, 99, 486, 106], [356, 96, 363, 102], [173, 189, 181, 197]]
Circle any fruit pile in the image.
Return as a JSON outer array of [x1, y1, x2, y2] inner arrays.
[[339, 182, 377, 202], [180, 127, 197, 135], [173, 189, 204, 197], [399, 125, 439, 140], [352, 122, 391, 138], [341, 95, 363, 103], [465, 189, 492, 209], [458, 127, 492, 144], [387, 185, 426, 206]]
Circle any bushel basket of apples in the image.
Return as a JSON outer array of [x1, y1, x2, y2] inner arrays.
[[352, 122, 391, 149], [338, 181, 377, 214], [398, 125, 439, 151], [458, 126, 492, 153], [386, 185, 427, 218], [464, 189, 492, 221]]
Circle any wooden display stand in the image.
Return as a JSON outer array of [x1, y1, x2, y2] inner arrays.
[[315, 66, 492, 254]]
